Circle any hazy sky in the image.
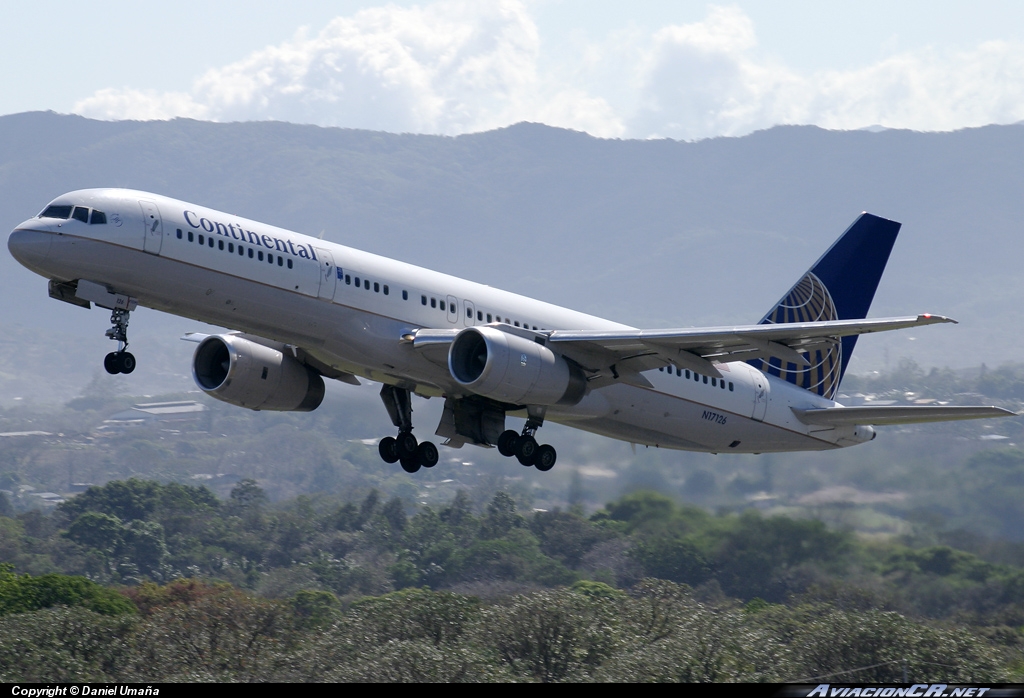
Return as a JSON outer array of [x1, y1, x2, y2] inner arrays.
[[6, 1, 1024, 139]]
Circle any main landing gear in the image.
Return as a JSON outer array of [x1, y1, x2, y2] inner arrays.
[[377, 385, 439, 474], [496, 411, 557, 472], [103, 307, 136, 375]]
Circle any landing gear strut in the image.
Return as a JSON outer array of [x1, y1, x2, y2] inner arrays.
[[378, 385, 439, 474], [496, 408, 557, 471], [103, 307, 136, 375]]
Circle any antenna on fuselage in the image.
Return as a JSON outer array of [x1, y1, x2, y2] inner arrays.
[[318, 230, 325, 239]]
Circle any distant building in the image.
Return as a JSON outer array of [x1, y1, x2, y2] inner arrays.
[[98, 400, 210, 433]]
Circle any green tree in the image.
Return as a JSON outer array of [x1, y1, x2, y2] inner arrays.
[[483, 587, 621, 682], [0, 607, 136, 682], [0, 566, 136, 616]]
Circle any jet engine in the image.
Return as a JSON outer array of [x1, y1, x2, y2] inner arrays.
[[448, 326, 586, 406], [191, 334, 325, 411]]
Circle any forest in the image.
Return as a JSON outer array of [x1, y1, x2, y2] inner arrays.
[[0, 362, 1023, 681]]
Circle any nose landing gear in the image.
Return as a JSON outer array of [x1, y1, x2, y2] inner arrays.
[[103, 306, 136, 375]]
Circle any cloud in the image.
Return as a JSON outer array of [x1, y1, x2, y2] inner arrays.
[[75, 0, 623, 137], [72, 3, 1024, 140], [75, 88, 210, 122], [628, 8, 1024, 139], [628, 6, 802, 140]]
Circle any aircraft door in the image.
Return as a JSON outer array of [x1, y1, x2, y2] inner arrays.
[[447, 295, 458, 323], [139, 200, 163, 255], [751, 369, 770, 422], [464, 300, 476, 327], [315, 248, 337, 301]]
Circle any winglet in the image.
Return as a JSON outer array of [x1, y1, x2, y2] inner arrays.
[[918, 313, 957, 325]]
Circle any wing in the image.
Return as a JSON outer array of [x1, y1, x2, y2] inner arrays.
[[793, 405, 1017, 426], [545, 314, 954, 385], [410, 314, 953, 389]]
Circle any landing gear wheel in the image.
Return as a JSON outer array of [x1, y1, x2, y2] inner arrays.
[[534, 444, 557, 472], [117, 352, 136, 374], [515, 435, 539, 466], [104, 352, 120, 375], [396, 431, 418, 459], [497, 430, 519, 457], [400, 457, 421, 474], [379, 436, 400, 464], [417, 441, 439, 468]]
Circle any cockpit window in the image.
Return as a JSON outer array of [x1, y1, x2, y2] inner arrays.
[[72, 206, 89, 223], [40, 205, 72, 219], [90, 210, 107, 225]]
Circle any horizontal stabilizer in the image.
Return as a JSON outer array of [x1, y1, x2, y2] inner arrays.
[[793, 405, 1017, 426]]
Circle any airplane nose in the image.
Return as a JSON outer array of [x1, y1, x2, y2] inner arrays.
[[8, 228, 53, 274]]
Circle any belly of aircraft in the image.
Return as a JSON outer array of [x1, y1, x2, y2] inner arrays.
[[550, 383, 839, 453]]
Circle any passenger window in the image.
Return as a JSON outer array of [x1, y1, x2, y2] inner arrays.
[[514, 321, 519, 327], [364, 279, 369, 290], [685, 370, 691, 379], [248, 248, 254, 258], [440, 300, 446, 311], [729, 382, 734, 391], [208, 237, 214, 248], [703, 375, 708, 384], [287, 259, 293, 269], [477, 311, 483, 321], [421, 295, 427, 305], [40, 205, 72, 219], [467, 308, 472, 318], [676, 368, 682, 377], [239, 246, 245, 256], [176, 229, 182, 239], [199, 234, 205, 245], [374, 282, 379, 292], [218, 240, 224, 250], [712, 377, 717, 387], [430, 298, 437, 308], [486, 314, 492, 322], [345, 275, 351, 285], [90, 210, 107, 225], [188, 231, 194, 242], [278, 256, 283, 266], [228, 243, 234, 253], [258, 251, 264, 261], [383, 285, 389, 295], [354, 276, 360, 286], [402, 290, 408, 300], [721, 380, 726, 389]]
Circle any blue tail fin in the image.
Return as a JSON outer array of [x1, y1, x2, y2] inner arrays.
[[748, 213, 901, 399]]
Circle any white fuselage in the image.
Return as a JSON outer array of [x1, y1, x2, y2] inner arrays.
[[9, 188, 874, 454]]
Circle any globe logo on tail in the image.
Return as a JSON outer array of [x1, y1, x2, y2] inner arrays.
[[751, 272, 842, 399]]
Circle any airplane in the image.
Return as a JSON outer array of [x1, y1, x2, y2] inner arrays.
[[7, 189, 1015, 473]]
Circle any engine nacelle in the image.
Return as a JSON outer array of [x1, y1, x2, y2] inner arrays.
[[192, 335, 325, 411], [448, 326, 586, 406]]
